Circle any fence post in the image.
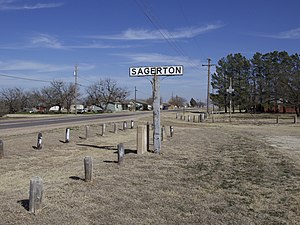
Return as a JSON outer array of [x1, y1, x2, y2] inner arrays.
[[29, 176, 43, 214], [102, 124, 106, 136], [36, 133, 43, 150], [0, 140, 3, 159], [131, 120, 134, 129], [276, 116, 279, 124], [170, 126, 174, 137], [65, 128, 70, 143], [175, 113, 178, 119], [118, 143, 125, 165], [137, 125, 147, 154], [84, 156, 93, 182], [113, 123, 118, 134], [85, 126, 90, 139], [146, 122, 150, 151], [123, 121, 127, 131], [294, 115, 297, 124]]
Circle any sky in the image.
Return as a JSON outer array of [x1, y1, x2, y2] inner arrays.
[[0, 0, 299, 103]]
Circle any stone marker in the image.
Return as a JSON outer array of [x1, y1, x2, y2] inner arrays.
[[29, 176, 43, 214], [65, 128, 70, 143], [118, 143, 125, 165], [0, 140, 3, 159], [137, 125, 147, 154], [84, 156, 93, 182], [36, 133, 43, 150]]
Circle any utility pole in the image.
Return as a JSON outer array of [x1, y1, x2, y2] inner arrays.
[[152, 73, 161, 153], [202, 58, 216, 114], [73, 64, 78, 115], [226, 77, 234, 123]]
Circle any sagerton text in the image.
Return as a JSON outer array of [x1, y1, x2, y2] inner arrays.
[[129, 65, 183, 77]]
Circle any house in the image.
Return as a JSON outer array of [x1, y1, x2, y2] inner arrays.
[[105, 102, 123, 113], [128, 99, 152, 111]]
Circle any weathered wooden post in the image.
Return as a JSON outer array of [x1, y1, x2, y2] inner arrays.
[[175, 113, 178, 119], [276, 116, 279, 124], [130, 120, 134, 129], [170, 126, 174, 137], [200, 113, 205, 122], [294, 115, 297, 124], [117, 143, 125, 165], [85, 126, 90, 139], [84, 156, 93, 182], [137, 125, 147, 154], [180, 115, 183, 120], [36, 133, 43, 150], [146, 122, 150, 151], [123, 121, 127, 131], [113, 123, 118, 134], [193, 115, 196, 123], [161, 126, 166, 141], [102, 123, 106, 136], [29, 176, 43, 214], [65, 128, 70, 143], [0, 140, 3, 159], [187, 115, 190, 122]]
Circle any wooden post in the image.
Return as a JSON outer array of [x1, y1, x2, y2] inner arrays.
[[130, 120, 134, 129], [36, 133, 43, 150], [65, 128, 70, 143], [176, 113, 178, 119], [0, 140, 3, 159], [123, 121, 127, 131], [117, 143, 124, 165], [29, 176, 43, 214], [113, 123, 118, 134], [170, 126, 174, 137], [102, 124, 106, 136], [137, 125, 147, 154], [85, 126, 90, 139], [146, 122, 150, 151], [294, 115, 297, 124], [84, 156, 93, 182], [276, 116, 279, 124]]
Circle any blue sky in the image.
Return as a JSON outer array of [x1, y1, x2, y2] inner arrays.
[[0, 0, 299, 102]]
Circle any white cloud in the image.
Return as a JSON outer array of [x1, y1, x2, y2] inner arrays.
[[116, 53, 203, 69], [261, 27, 300, 39], [29, 33, 65, 49], [0, 0, 64, 10], [89, 24, 224, 41], [0, 60, 70, 72]]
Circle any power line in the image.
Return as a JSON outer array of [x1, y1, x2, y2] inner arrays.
[[0, 72, 51, 83]]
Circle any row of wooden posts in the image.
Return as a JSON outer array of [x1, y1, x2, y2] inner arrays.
[[176, 112, 208, 123], [0, 120, 175, 214]]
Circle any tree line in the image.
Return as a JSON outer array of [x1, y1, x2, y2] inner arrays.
[[0, 78, 129, 116], [211, 51, 300, 115]]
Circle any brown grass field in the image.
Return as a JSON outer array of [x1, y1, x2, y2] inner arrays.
[[0, 112, 299, 224]]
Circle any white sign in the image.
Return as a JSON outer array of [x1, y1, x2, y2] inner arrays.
[[226, 87, 234, 94], [129, 65, 184, 77]]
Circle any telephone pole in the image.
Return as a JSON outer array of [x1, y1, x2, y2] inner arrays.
[[202, 58, 216, 114], [73, 64, 78, 115]]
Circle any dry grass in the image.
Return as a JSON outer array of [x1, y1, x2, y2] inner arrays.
[[0, 112, 300, 224]]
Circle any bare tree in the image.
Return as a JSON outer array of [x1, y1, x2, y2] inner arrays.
[[168, 95, 186, 108], [0, 87, 28, 113], [86, 78, 129, 111]]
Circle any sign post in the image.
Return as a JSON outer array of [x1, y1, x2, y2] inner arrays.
[[129, 65, 183, 153]]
